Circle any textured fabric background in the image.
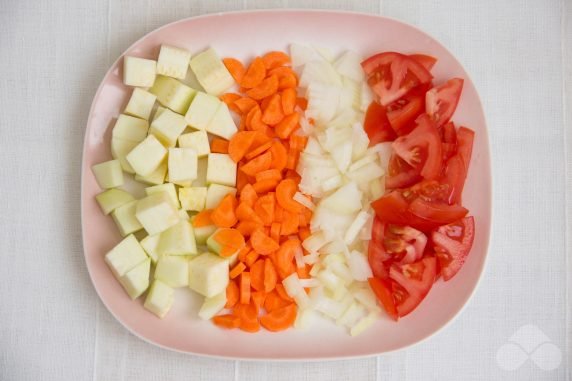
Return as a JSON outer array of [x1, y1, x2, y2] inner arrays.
[[0, 0, 569, 380]]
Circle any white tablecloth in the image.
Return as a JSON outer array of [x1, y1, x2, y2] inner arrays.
[[1, 0, 570, 380]]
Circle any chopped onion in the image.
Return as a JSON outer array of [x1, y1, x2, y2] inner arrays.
[[336, 302, 367, 328], [321, 175, 343, 193], [348, 154, 378, 173], [359, 82, 374, 112], [347, 250, 373, 281], [302, 231, 329, 253], [282, 273, 304, 298], [299, 278, 320, 288], [294, 292, 311, 309], [294, 246, 305, 268], [293, 191, 315, 211], [329, 261, 354, 285], [350, 311, 379, 336], [344, 211, 371, 245], [290, 43, 321, 68], [303, 251, 320, 265], [333, 51, 365, 83]]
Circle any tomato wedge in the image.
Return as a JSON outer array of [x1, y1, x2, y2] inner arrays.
[[443, 127, 475, 204], [385, 154, 422, 189], [389, 257, 437, 317], [432, 217, 475, 281], [368, 277, 398, 320], [392, 114, 442, 180], [386, 85, 427, 136], [364, 101, 397, 145], [368, 217, 391, 278], [362, 52, 433, 106], [426, 78, 464, 127], [409, 54, 437, 71], [408, 198, 468, 225]]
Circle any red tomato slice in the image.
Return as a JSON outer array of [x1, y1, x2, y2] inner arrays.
[[368, 277, 398, 321], [362, 52, 433, 106], [364, 101, 397, 145], [385, 154, 422, 189], [409, 54, 437, 71], [409, 198, 468, 225], [443, 127, 475, 204], [389, 257, 436, 317], [384, 224, 428, 265], [392, 114, 442, 180], [368, 217, 391, 278], [426, 78, 464, 127], [386, 85, 428, 136], [441, 121, 457, 144], [371, 191, 410, 226], [432, 217, 475, 281]]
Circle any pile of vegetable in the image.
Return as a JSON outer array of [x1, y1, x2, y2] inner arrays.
[[90, 41, 476, 336]]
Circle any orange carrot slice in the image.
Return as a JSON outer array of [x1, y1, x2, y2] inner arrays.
[[240, 151, 272, 176], [261, 93, 284, 125], [236, 220, 263, 237], [233, 97, 258, 114], [230, 262, 246, 279], [211, 194, 238, 228], [244, 140, 273, 160], [298, 227, 311, 241], [255, 169, 282, 183], [225, 280, 239, 308], [264, 290, 291, 312], [274, 202, 284, 223], [260, 303, 297, 332], [211, 138, 229, 154], [246, 75, 279, 100], [254, 193, 275, 226], [270, 222, 281, 243], [273, 239, 300, 279], [250, 259, 265, 291], [263, 258, 278, 293], [262, 51, 291, 69], [276, 179, 303, 213], [239, 271, 251, 304], [296, 264, 312, 279], [281, 88, 297, 115], [223, 58, 245, 83], [233, 302, 260, 332], [245, 105, 259, 130], [289, 134, 308, 151], [275, 112, 300, 139], [250, 229, 280, 255], [249, 107, 268, 131], [241, 57, 266, 88], [193, 209, 213, 228], [220, 93, 241, 107], [245, 250, 260, 267], [269, 141, 288, 171], [280, 210, 299, 236], [285, 147, 300, 170], [212, 314, 241, 329], [251, 291, 267, 312], [210, 228, 245, 257], [237, 245, 251, 262], [296, 97, 308, 110], [228, 131, 257, 163], [239, 184, 258, 207], [252, 179, 278, 194], [278, 73, 297, 90], [236, 201, 263, 223], [275, 283, 294, 302]]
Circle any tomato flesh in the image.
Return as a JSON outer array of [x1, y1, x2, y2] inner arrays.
[[362, 52, 433, 106], [364, 101, 397, 145], [385, 154, 422, 189], [432, 217, 475, 281], [389, 257, 437, 317], [408, 198, 468, 225], [442, 127, 475, 204], [368, 277, 398, 320], [426, 78, 464, 127], [386, 85, 428, 136], [409, 54, 437, 71]]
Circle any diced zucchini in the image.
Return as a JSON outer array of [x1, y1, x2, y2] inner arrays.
[[168, 148, 198, 186], [178, 187, 207, 212], [184, 92, 220, 130], [111, 200, 143, 237], [91, 160, 124, 189], [144, 280, 174, 318], [206, 153, 236, 187], [112, 114, 149, 143], [149, 75, 196, 114], [111, 137, 139, 174], [140, 233, 161, 264], [198, 292, 226, 320], [135, 192, 180, 235], [123, 56, 156, 87], [134, 160, 167, 185], [104, 234, 148, 277], [157, 220, 197, 256], [126, 135, 168, 177], [187, 252, 229, 297], [156, 44, 191, 79], [149, 108, 187, 147], [124, 88, 157, 120], [154, 256, 189, 288], [205, 183, 236, 209], [206, 103, 237, 140], [95, 188, 135, 215], [189, 48, 234, 96], [119, 257, 151, 299], [144, 183, 179, 208], [178, 130, 210, 157]]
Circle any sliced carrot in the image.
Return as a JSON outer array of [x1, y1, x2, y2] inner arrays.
[[255, 169, 282, 183], [238, 118, 246, 131], [269, 141, 288, 171], [264, 290, 291, 312], [237, 245, 251, 262], [261, 94, 284, 125], [225, 280, 239, 308], [236, 169, 249, 193], [270, 222, 281, 243], [250, 259, 265, 291], [245, 105, 259, 130], [252, 179, 278, 194], [296, 264, 312, 279], [249, 107, 268, 131], [251, 130, 271, 149], [289, 134, 308, 152], [278, 73, 297, 90], [233, 302, 260, 332], [262, 51, 291, 69], [285, 147, 299, 170], [212, 314, 240, 329], [211, 138, 229, 154], [274, 202, 284, 223], [263, 258, 278, 293], [245, 250, 260, 267], [260, 303, 297, 332], [240, 151, 272, 176], [220, 93, 241, 108], [211, 194, 238, 228], [251, 291, 267, 312], [230, 262, 246, 279], [246, 75, 279, 100], [275, 179, 303, 213], [254, 193, 275, 226], [228, 131, 257, 162], [251, 229, 280, 255], [236, 201, 263, 224], [241, 57, 266, 88], [273, 239, 300, 279], [192, 209, 213, 228], [285, 168, 301, 183], [236, 220, 263, 237], [281, 88, 297, 115], [298, 227, 311, 241], [211, 228, 245, 257], [296, 97, 308, 111], [239, 271, 251, 304], [298, 213, 307, 228], [223, 58, 245, 83], [239, 183, 258, 207], [233, 97, 258, 114], [275, 112, 300, 139], [275, 283, 294, 302], [280, 210, 299, 236], [268, 66, 296, 80], [244, 140, 273, 160]]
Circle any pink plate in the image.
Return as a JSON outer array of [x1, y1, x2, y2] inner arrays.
[[81, 10, 492, 360]]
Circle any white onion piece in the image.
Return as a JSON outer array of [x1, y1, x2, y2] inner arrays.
[[321, 175, 343, 193], [282, 273, 304, 298], [299, 278, 320, 288], [347, 250, 373, 281], [350, 311, 380, 336], [344, 211, 371, 245], [290, 43, 321, 68], [333, 51, 365, 82], [293, 192, 315, 211], [294, 246, 305, 268], [303, 251, 320, 265], [302, 231, 329, 253]]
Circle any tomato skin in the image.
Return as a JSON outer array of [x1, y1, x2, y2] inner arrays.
[[368, 277, 398, 320], [385, 154, 422, 189], [389, 257, 437, 317], [386, 85, 428, 136], [393, 114, 442, 180], [364, 101, 397, 145], [368, 218, 391, 278], [408, 198, 468, 225], [371, 191, 411, 226], [426, 78, 464, 127], [362, 52, 433, 106], [409, 54, 437, 71], [443, 126, 475, 204], [432, 217, 475, 281]]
